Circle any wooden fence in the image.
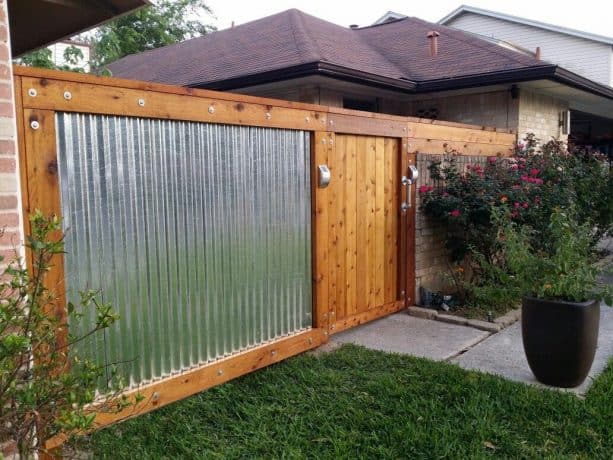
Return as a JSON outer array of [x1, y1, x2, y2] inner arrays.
[[12, 66, 516, 442]]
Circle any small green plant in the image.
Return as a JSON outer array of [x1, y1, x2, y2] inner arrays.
[[0, 211, 133, 457], [473, 208, 613, 306]]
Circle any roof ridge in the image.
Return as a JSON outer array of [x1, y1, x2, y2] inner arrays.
[[288, 9, 323, 63]]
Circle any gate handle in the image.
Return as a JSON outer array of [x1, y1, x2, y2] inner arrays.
[[400, 176, 411, 213], [400, 165, 419, 213]]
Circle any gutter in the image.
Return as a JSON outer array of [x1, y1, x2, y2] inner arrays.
[[414, 65, 557, 92], [195, 61, 613, 103]]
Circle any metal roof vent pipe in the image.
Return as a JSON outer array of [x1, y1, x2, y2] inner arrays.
[[428, 31, 440, 57], [535, 46, 541, 60]]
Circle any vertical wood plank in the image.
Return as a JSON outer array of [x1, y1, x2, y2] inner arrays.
[[13, 76, 31, 269], [406, 151, 417, 306], [23, 109, 67, 332], [312, 131, 331, 337], [344, 135, 357, 319], [365, 136, 377, 310], [332, 135, 346, 325], [384, 138, 399, 303], [398, 137, 409, 306], [327, 133, 341, 326], [374, 137, 385, 306], [355, 136, 368, 314]]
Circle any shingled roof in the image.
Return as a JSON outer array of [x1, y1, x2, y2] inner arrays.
[[106, 8, 613, 99]]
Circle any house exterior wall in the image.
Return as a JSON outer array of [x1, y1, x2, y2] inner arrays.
[[414, 153, 487, 301], [446, 13, 613, 87], [0, 0, 23, 269], [49, 41, 91, 72], [238, 82, 568, 142], [403, 91, 519, 131], [517, 89, 568, 142]]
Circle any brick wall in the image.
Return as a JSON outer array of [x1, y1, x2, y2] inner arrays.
[[414, 153, 487, 303], [0, 0, 23, 266], [517, 89, 568, 143]]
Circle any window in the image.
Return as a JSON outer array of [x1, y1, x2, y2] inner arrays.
[[343, 97, 378, 112]]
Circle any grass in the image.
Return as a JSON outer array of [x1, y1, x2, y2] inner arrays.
[[88, 345, 613, 459]]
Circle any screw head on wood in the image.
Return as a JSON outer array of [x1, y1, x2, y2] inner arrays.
[[305, 117, 310, 123], [151, 392, 160, 402], [28, 88, 37, 97], [30, 121, 40, 130], [217, 369, 223, 376], [63, 91, 72, 100], [265, 112, 271, 119], [208, 105, 215, 114], [138, 98, 145, 107]]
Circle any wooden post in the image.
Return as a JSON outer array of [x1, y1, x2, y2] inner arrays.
[[312, 131, 333, 337]]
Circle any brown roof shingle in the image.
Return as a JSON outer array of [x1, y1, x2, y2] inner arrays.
[[107, 8, 550, 90]]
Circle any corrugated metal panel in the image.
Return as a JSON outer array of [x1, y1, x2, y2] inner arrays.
[[56, 113, 312, 389]]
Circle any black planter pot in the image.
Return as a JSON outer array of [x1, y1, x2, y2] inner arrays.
[[522, 297, 600, 388]]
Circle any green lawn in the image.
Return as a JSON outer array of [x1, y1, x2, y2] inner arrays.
[[88, 344, 613, 459]]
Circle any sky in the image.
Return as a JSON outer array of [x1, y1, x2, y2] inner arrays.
[[204, 0, 613, 38]]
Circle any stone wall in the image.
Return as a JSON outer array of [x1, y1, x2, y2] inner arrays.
[[517, 89, 569, 143], [414, 153, 487, 303], [0, 0, 23, 268]]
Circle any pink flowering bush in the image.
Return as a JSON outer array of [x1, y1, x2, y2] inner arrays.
[[421, 133, 611, 263]]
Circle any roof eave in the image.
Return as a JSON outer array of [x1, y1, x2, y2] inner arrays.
[[414, 65, 558, 93], [191, 62, 417, 92], [552, 67, 613, 100], [193, 62, 613, 103]]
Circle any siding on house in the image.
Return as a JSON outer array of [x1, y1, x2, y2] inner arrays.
[[49, 41, 90, 72], [446, 13, 613, 87]]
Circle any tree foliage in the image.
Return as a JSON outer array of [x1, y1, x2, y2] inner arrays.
[[91, 0, 215, 69], [18, 46, 86, 72], [17, 0, 215, 73]]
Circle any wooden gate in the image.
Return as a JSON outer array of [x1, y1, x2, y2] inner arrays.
[[314, 133, 415, 334]]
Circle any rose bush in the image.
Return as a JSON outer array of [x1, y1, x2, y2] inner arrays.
[[421, 134, 611, 262], [420, 134, 611, 307]]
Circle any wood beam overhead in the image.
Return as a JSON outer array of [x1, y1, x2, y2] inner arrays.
[[8, 0, 149, 57]]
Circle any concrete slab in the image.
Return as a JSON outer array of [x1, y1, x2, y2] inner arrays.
[[331, 313, 490, 361], [452, 305, 613, 395]]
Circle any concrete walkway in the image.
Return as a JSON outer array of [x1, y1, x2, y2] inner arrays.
[[330, 306, 613, 395]]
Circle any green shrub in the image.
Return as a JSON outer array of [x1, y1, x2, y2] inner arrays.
[[421, 134, 611, 262], [0, 212, 135, 457], [471, 208, 612, 306], [421, 134, 611, 307]]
